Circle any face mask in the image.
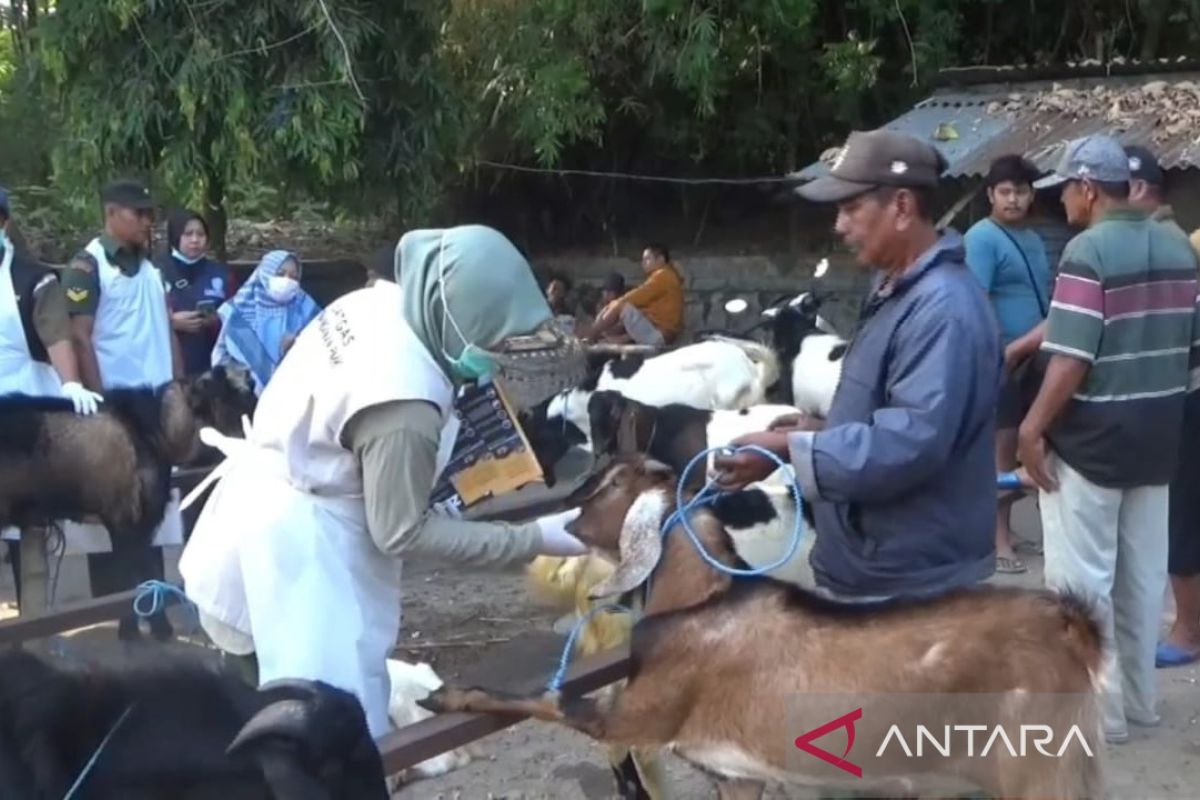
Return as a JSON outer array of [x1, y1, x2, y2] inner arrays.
[[436, 232, 496, 383], [172, 247, 203, 265], [0, 230, 8, 254], [265, 275, 300, 304]]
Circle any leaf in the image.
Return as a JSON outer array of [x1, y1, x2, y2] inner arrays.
[[933, 122, 958, 141]]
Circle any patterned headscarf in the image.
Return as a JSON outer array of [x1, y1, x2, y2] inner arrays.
[[212, 250, 321, 392]]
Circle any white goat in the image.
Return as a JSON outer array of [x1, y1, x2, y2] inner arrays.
[[385, 658, 473, 785], [593, 338, 780, 410]]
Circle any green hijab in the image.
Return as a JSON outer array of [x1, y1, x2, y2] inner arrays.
[[397, 225, 552, 379]]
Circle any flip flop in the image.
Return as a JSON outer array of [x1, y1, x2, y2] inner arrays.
[[1155, 641, 1200, 668], [995, 555, 1027, 574], [1014, 539, 1044, 556]]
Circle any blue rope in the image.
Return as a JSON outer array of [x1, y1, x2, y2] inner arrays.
[[545, 442, 806, 693], [546, 603, 633, 693], [132, 580, 195, 621], [663, 444, 805, 578], [62, 704, 135, 800]]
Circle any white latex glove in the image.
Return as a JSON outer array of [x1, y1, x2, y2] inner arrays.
[[61, 381, 103, 416], [535, 508, 588, 556]]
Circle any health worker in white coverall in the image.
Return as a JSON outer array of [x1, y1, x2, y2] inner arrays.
[[179, 225, 589, 739]]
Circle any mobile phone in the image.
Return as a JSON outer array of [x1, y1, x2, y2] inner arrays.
[[195, 299, 217, 317]]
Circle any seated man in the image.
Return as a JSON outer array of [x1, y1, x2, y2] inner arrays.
[[597, 272, 626, 311], [714, 130, 1001, 602], [587, 244, 684, 346]]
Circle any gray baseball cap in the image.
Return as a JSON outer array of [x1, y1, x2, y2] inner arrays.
[[1032, 134, 1131, 189], [798, 129, 946, 203]]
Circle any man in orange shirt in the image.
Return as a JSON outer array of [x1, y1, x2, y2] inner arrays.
[[587, 243, 684, 345]]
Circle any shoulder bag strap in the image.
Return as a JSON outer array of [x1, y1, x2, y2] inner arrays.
[[988, 219, 1047, 318]]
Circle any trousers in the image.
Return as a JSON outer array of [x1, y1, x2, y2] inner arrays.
[[1039, 454, 1168, 738]]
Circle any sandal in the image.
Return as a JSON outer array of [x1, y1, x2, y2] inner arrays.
[[1014, 539, 1044, 556], [995, 555, 1027, 574], [1155, 641, 1200, 668]]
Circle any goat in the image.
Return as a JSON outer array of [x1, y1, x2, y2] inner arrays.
[[524, 427, 811, 800], [427, 458, 1107, 800], [586, 338, 780, 412], [0, 648, 388, 799], [0, 366, 256, 556], [706, 290, 847, 415], [521, 388, 801, 489]]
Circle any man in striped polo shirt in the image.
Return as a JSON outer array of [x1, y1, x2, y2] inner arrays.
[[1019, 134, 1200, 744]]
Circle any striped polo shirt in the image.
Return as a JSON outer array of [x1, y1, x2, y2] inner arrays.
[[1042, 207, 1200, 488]]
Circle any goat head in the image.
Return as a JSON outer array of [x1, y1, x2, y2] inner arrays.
[[563, 458, 676, 599], [227, 679, 388, 800]]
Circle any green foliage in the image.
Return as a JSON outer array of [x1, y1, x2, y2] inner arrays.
[[8, 0, 1200, 255], [34, 0, 454, 252]]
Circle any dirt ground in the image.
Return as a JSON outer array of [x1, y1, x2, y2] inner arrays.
[[2, 497, 1198, 799]]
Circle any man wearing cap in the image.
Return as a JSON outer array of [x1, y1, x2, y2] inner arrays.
[[0, 186, 103, 609], [62, 178, 183, 642], [1125, 144, 1188, 239], [1124, 145, 1200, 670], [1018, 134, 1200, 742], [715, 129, 1001, 602]]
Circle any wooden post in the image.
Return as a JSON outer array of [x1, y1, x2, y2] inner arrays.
[[17, 525, 49, 618], [16, 525, 54, 656]]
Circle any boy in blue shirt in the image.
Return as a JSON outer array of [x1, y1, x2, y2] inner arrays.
[[965, 155, 1052, 574]]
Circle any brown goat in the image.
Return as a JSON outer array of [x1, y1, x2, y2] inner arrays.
[[0, 366, 257, 554], [423, 458, 1107, 800]]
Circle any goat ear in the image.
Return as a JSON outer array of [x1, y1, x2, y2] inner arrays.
[[250, 747, 333, 800], [588, 488, 668, 599], [640, 458, 675, 482], [587, 392, 626, 453]]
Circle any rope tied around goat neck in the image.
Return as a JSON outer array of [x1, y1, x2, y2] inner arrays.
[[546, 444, 806, 693], [62, 703, 136, 800]]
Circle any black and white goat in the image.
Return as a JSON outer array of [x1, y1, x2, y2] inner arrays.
[[763, 291, 846, 415], [706, 289, 847, 415], [521, 387, 800, 489], [0, 648, 388, 799]]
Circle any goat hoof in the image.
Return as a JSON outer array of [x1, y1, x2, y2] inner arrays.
[[418, 687, 492, 715], [416, 687, 454, 714]]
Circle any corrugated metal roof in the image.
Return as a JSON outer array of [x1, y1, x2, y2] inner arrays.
[[793, 72, 1200, 182]]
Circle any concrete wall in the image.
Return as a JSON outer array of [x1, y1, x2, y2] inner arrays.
[[536, 252, 873, 339]]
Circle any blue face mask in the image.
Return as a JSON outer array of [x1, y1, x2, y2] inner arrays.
[[448, 345, 495, 383], [172, 247, 203, 265]]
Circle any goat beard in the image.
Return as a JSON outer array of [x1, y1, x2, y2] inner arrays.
[[588, 489, 670, 600]]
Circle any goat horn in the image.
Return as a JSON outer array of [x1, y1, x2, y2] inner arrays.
[[227, 698, 314, 758], [588, 489, 668, 599], [256, 678, 324, 704]]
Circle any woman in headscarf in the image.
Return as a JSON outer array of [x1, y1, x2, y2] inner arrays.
[[156, 208, 232, 377], [211, 249, 320, 393], [179, 225, 589, 742]]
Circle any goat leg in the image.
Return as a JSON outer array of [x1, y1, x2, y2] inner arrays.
[[716, 779, 765, 800], [419, 686, 622, 741]]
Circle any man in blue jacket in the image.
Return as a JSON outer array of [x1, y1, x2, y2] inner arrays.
[[716, 129, 1001, 600]]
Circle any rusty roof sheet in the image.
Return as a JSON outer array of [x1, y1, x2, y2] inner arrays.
[[793, 72, 1200, 182]]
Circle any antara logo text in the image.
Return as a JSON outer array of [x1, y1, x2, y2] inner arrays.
[[794, 708, 1095, 778]]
